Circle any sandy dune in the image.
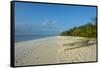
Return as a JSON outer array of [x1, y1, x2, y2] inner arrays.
[[15, 36, 97, 66]]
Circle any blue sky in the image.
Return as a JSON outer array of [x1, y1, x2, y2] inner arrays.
[[15, 2, 96, 35]]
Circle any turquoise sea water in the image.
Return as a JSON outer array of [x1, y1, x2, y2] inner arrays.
[[15, 35, 56, 42]]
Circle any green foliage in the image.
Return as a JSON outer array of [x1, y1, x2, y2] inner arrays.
[[60, 23, 96, 38]]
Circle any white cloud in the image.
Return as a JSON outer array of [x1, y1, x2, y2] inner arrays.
[[42, 21, 48, 26], [41, 19, 57, 27]]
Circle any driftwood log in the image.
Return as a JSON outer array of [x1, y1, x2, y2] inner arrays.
[[63, 38, 96, 50]]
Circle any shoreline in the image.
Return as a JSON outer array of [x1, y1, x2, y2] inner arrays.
[[15, 35, 58, 43], [15, 35, 89, 43], [15, 36, 96, 66], [15, 35, 59, 43]]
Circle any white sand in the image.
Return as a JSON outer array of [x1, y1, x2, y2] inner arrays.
[[15, 36, 97, 66]]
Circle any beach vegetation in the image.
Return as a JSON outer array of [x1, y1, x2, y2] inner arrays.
[[60, 17, 97, 38]]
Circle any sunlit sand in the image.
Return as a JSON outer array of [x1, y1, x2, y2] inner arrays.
[[15, 36, 96, 66]]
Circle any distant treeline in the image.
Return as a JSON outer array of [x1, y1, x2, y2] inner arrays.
[[60, 17, 97, 38]]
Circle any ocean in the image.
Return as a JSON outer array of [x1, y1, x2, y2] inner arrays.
[[15, 35, 57, 42]]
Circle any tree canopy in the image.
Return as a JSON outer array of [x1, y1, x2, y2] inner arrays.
[[60, 17, 97, 38]]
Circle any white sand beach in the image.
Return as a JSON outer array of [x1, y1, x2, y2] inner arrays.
[[15, 36, 97, 66]]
